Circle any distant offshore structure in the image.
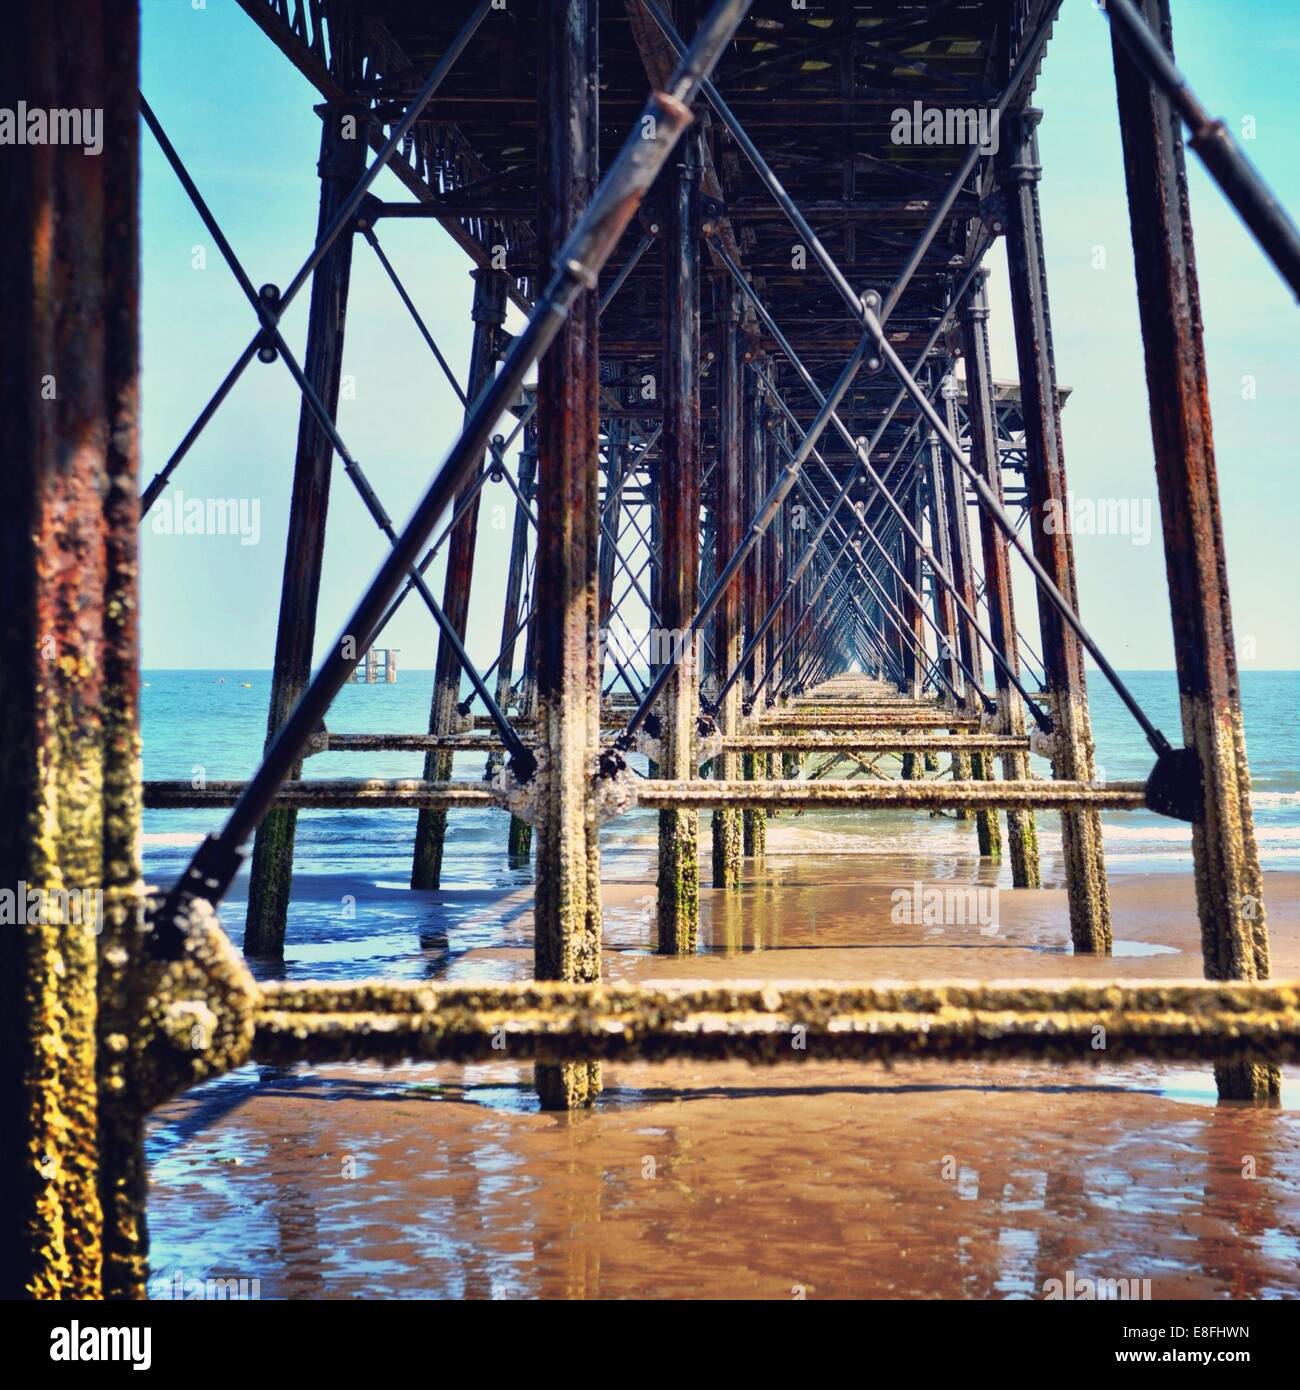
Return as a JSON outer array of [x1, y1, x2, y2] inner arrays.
[[347, 648, 399, 684]]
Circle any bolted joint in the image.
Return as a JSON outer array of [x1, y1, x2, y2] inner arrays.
[[506, 747, 538, 787], [860, 288, 884, 372], [149, 833, 249, 960], [961, 265, 992, 322], [597, 746, 628, 782], [698, 194, 725, 238], [255, 283, 281, 364], [977, 189, 1010, 237], [487, 434, 507, 482], [470, 265, 510, 326], [1144, 745, 1203, 824], [354, 192, 384, 234]]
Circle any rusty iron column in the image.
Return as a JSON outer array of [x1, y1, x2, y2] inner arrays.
[[648, 451, 664, 690], [495, 420, 538, 861], [742, 352, 767, 853], [924, 426, 962, 700], [961, 269, 1040, 886], [763, 405, 783, 700], [739, 346, 761, 850], [711, 289, 744, 887], [942, 372, 998, 854], [780, 417, 803, 773], [941, 374, 983, 697], [899, 472, 927, 779], [656, 123, 703, 952], [533, 0, 602, 1109], [0, 0, 145, 1299], [1002, 107, 1111, 954], [411, 267, 509, 888], [244, 99, 368, 956], [935, 388, 973, 820], [598, 414, 627, 670], [1111, 0, 1275, 1100]]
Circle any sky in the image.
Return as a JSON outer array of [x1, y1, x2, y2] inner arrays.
[[138, 0, 1300, 672]]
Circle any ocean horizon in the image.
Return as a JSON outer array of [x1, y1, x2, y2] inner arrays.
[[140, 668, 1300, 966]]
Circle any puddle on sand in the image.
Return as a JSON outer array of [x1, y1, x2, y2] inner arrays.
[[1112, 939, 1180, 958]]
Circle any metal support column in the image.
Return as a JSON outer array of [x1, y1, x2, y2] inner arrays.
[[711, 289, 744, 887], [245, 100, 369, 956], [491, 421, 538, 863], [532, 0, 602, 1109], [1111, 0, 1276, 1099], [412, 267, 509, 888], [961, 270, 1040, 885], [924, 422, 962, 702], [942, 372, 998, 853], [656, 120, 703, 952], [0, 0, 144, 1299], [1002, 107, 1111, 953], [743, 354, 768, 851]]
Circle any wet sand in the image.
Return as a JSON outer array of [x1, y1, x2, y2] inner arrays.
[[146, 860, 1300, 1299]]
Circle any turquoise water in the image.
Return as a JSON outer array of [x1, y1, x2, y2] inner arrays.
[[139, 669, 1300, 971]]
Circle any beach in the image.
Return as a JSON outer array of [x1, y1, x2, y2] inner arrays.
[[144, 860, 1300, 1300]]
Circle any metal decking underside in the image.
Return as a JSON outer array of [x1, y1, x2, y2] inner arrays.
[[236, 0, 1056, 495]]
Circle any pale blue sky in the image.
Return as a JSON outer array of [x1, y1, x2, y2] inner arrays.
[[139, 0, 1299, 671]]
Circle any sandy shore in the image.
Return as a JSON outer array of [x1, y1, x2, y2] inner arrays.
[[146, 863, 1300, 1299]]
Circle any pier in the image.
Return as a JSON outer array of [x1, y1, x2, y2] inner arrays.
[[2, 0, 1298, 1301]]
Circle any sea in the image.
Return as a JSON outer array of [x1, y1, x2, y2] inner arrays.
[[139, 668, 1300, 978]]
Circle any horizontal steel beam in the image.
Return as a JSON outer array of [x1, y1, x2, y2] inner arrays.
[[631, 780, 1146, 810], [251, 979, 1300, 1067], [144, 778, 1146, 813], [315, 732, 1031, 755]]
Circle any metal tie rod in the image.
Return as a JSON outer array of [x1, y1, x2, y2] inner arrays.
[[859, 300, 1175, 759], [618, 332, 875, 743], [1103, 0, 1300, 299], [138, 94, 527, 763], [149, 0, 755, 951], [139, 0, 495, 514]]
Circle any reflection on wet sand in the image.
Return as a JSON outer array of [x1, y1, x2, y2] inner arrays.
[[146, 858, 1300, 1299]]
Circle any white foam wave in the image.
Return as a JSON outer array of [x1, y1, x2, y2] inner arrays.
[[140, 831, 205, 847], [1252, 791, 1300, 806]]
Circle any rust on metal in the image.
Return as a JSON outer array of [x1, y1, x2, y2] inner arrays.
[[530, 0, 603, 1109], [1111, 0, 1276, 1099]]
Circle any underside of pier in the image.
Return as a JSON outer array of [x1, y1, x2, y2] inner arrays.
[[2, 0, 1297, 1299]]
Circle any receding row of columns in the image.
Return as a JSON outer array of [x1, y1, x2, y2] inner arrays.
[[1, 0, 1282, 1306], [112, 0, 1273, 1118]]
